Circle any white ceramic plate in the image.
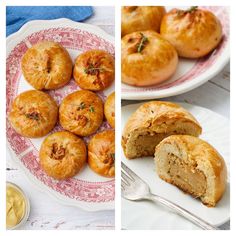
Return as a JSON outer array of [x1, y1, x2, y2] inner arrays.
[[6, 18, 115, 211], [121, 6, 230, 100], [121, 102, 230, 229]]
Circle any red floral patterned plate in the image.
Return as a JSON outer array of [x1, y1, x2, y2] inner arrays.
[[6, 18, 115, 211], [121, 6, 230, 100]]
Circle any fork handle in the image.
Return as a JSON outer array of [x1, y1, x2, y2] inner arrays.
[[148, 194, 219, 230]]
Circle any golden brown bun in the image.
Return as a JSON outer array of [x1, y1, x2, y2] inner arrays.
[[9, 90, 58, 138], [59, 90, 103, 136], [122, 31, 178, 87], [155, 135, 227, 207], [122, 101, 202, 159], [160, 7, 222, 58], [40, 131, 87, 180], [104, 92, 115, 128], [73, 50, 115, 91], [122, 6, 166, 37], [21, 41, 72, 90], [88, 130, 115, 177]]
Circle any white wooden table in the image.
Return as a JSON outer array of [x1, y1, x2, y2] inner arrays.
[[122, 63, 230, 230], [6, 6, 115, 230]]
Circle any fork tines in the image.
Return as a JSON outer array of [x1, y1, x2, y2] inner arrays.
[[121, 162, 142, 181]]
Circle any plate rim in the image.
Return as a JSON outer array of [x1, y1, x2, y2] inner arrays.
[[121, 57, 229, 100], [6, 18, 115, 212], [7, 17, 114, 45], [7, 145, 114, 212]]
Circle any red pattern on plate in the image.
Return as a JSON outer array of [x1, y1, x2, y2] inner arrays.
[[6, 122, 31, 155], [122, 6, 229, 93], [21, 150, 115, 202], [6, 27, 115, 203]]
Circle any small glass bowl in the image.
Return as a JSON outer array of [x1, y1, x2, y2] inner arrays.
[[6, 182, 30, 230]]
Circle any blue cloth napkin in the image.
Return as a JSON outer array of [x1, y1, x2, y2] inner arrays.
[[6, 6, 93, 36]]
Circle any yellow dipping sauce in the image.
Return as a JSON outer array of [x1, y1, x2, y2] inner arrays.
[[6, 185, 26, 228]]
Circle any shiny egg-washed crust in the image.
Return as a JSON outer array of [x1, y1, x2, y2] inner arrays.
[[122, 31, 178, 87], [122, 101, 202, 159], [88, 130, 115, 178], [59, 90, 104, 136], [160, 8, 222, 58], [73, 50, 115, 91], [104, 92, 115, 128], [39, 131, 87, 180], [121, 6, 166, 36], [9, 90, 58, 138], [21, 41, 72, 90], [155, 135, 227, 207]]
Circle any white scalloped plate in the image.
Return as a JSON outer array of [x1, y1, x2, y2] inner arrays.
[[121, 102, 230, 229], [6, 18, 115, 211], [121, 6, 230, 100]]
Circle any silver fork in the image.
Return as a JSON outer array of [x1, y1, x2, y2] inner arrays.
[[121, 162, 218, 230]]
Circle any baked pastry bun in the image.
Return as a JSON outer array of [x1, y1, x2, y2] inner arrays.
[[155, 135, 227, 207], [122, 31, 178, 87], [122, 6, 166, 37], [21, 41, 72, 90], [40, 131, 87, 180], [122, 101, 202, 159], [59, 90, 103, 136], [160, 7, 222, 58], [88, 130, 115, 177], [104, 92, 115, 128], [9, 90, 58, 138], [73, 50, 115, 91]]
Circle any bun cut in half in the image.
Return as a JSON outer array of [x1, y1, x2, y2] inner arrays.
[[154, 135, 227, 207], [122, 101, 202, 159]]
